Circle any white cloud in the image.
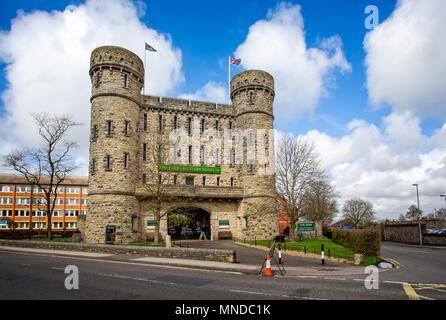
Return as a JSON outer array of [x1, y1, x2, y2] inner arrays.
[[179, 81, 228, 104], [302, 113, 446, 220], [364, 0, 446, 119], [0, 0, 183, 175], [234, 2, 351, 124]]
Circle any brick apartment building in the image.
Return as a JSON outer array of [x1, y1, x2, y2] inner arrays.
[[0, 174, 88, 231]]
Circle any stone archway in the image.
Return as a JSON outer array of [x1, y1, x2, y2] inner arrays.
[[167, 207, 211, 240]]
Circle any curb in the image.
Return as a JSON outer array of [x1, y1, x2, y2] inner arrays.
[[379, 256, 403, 269]]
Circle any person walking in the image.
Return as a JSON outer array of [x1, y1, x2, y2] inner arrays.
[[199, 223, 207, 240]]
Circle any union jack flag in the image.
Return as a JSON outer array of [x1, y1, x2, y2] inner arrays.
[[230, 57, 241, 65]]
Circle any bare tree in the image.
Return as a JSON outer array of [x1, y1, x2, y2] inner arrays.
[[342, 198, 376, 229], [276, 134, 321, 239], [139, 134, 178, 244], [436, 208, 446, 220], [405, 204, 423, 221], [301, 175, 339, 225], [3, 113, 80, 239]]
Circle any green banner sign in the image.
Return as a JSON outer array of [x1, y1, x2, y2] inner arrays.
[[147, 220, 156, 227], [160, 164, 221, 174], [296, 222, 315, 232], [219, 220, 230, 226]]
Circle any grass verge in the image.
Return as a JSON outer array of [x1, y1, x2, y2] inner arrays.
[[244, 238, 381, 266]]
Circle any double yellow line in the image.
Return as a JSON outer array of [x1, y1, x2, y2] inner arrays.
[[403, 282, 446, 300]]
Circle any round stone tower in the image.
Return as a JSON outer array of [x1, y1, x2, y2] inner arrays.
[[231, 70, 279, 239], [85, 46, 144, 243]]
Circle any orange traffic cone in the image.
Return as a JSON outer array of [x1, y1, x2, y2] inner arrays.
[[264, 256, 273, 276]]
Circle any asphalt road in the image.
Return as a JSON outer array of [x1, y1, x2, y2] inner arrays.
[[0, 242, 445, 301], [0, 250, 412, 300], [380, 242, 446, 284]]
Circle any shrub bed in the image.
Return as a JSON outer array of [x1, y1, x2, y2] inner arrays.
[[332, 229, 381, 256]]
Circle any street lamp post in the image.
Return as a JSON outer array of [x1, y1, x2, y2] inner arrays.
[[412, 184, 423, 246]]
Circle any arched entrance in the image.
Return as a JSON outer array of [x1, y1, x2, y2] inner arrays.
[[167, 207, 211, 240]]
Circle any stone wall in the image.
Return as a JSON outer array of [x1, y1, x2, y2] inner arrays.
[[0, 239, 236, 263], [383, 222, 446, 246]]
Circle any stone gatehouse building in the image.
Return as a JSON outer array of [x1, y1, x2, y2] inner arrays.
[[85, 46, 278, 243]]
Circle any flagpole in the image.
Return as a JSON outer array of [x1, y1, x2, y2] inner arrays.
[[228, 56, 231, 105], [144, 46, 147, 95]]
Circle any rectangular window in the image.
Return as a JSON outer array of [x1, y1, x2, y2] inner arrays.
[[201, 146, 205, 165], [0, 198, 13, 204], [65, 210, 78, 217], [66, 187, 80, 194], [15, 210, 30, 217], [81, 199, 87, 206], [0, 185, 14, 192], [143, 113, 148, 131], [201, 119, 205, 135], [92, 124, 98, 140], [82, 187, 89, 194], [123, 73, 128, 88], [33, 186, 45, 194], [217, 177, 220, 187], [143, 143, 147, 161], [188, 118, 192, 135], [81, 210, 87, 216], [107, 120, 112, 136], [142, 173, 146, 184], [188, 145, 192, 164], [124, 120, 129, 136], [173, 175, 177, 185], [52, 222, 63, 229], [158, 114, 163, 132], [132, 217, 138, 232], [1, 210, 12, 217], [186, 177, 194, 186], [16, 185, 31, 193], [215, 120, 219, 136], [66, 199, 79, 206], [230, 177, 234, 187], [124, 153, 129, 168], [173, 115, 177, 130], [17, 222, 29, 229], [91, 158, 96, 175], [15, 198, 30, 205], [202, 176, 206, 186], [106, 155, 111, 170]]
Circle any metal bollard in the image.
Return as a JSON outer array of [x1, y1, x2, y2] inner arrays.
[[304, 246, 306, 254], [278, 243, 282, 264], [321, 244, 325, 265]]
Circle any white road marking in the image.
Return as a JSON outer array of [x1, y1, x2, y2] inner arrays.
[[324, 277, 346, 281], [229, 289, 325, 300], [51, 267, 65, 271], [98, 273, 177, 286]]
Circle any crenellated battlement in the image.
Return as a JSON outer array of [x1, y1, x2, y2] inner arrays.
[[142, 95, 235, 116]]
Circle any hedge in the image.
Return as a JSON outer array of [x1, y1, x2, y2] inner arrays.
[[332, 229, 381, 256]]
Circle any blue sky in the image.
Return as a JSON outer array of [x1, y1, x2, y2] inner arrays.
[[0, 0, 445, 219], [0, 0, 397, 136]]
